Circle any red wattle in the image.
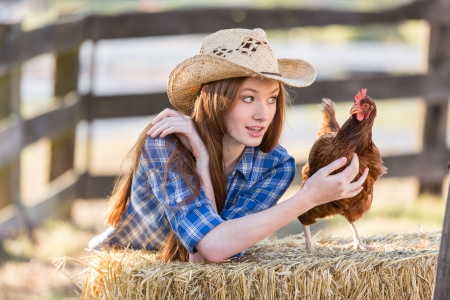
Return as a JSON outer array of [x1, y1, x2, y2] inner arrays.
[[357, 113, 364, 121]]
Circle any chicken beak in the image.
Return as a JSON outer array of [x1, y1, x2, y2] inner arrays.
[[350, 106, 362, 115]]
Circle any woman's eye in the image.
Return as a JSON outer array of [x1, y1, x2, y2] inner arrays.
[[243, 96, 253, 103], [268, 97, 277, 104]]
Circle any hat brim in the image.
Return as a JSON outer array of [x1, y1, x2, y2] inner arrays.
[[167, 54, 316, 114]]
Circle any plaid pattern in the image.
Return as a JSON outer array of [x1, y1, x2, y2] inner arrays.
[[89, 135, 295, 256]]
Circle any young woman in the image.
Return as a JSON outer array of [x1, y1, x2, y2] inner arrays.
[[89, 28, 369, 263]]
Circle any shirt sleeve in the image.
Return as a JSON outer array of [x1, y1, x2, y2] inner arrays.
[[141, 135, 224, 254], [221, 154, 296, 220]]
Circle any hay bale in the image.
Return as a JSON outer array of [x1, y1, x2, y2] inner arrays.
[[55, 230, 440, 299]]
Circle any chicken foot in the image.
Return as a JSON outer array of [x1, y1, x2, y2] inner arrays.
[[302, 224, 314, 250], [349, 222, 374, 250]]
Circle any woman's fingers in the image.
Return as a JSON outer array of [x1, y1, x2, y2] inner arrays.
[[305, 154, 369, 206], [146, 109, 207, 159], [150, 108, 179, 126], [348, 167, 369, 191], [148, 115, 191, 136], [335, 153, 359, 181], [324, 153, 360, 182], [347, 186, 364, 198], [344, 153, 361, 180], [338, 166, 368, 199], [319, 156, 347, 176], [149, 119, 191, 138], [149, 109, 190, 134]]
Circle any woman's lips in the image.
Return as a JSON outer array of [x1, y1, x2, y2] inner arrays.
[[246, 126, 265, 137]]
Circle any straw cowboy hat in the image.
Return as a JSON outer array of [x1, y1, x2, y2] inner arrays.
[[167, 28, 316, 114]]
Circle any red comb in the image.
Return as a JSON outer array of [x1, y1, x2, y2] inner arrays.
[[354, 88, 367, 102]]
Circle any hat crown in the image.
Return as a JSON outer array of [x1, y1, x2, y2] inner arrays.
[[199, 28, 280, 75]]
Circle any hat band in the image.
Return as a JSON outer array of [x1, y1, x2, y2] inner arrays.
[[260, 71, 282, 76]]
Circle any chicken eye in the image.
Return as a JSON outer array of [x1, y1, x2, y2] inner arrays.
[[362, 103, 369, 109]]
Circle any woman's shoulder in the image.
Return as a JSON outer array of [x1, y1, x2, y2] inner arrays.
[[248, 145, 295, 172], [239, 145, 295, 183], [142, 134, 178, 159], [144, 134, 177, 148], [254, 144, 294, 164]]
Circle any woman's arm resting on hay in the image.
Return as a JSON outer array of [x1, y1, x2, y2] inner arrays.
[[195, 154, 369, 263]]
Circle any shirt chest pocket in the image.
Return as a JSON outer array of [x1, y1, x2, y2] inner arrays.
[[224, 175, 258, 209]]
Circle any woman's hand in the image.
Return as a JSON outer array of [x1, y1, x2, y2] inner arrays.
[[301, 153, 369, 207], [147, 108, 208, 160]]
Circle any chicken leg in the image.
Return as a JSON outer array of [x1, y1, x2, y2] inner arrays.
[[349, 222, 373, 250], [302, 224, 314, 250]]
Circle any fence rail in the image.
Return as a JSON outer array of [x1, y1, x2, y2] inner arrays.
[[0, 1, 450, 295]]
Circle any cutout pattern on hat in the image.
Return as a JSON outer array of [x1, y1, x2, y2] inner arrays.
[[212, 45, 234, 58], [210, 37, 270, 58], [235, 37, 267, 56]]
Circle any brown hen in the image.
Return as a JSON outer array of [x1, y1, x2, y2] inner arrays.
[[298, 89, 387, 250]]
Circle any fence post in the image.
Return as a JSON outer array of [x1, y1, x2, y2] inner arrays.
[[49, 49, 79, 181], [8, 67, 25, 232], [420, 21, 450, 195], [0, 73, 14, 210], [433, 164, 450, 299], [0, 65, 26, 232], [0, 18, 22, 209], [78, 40, 96, 199]]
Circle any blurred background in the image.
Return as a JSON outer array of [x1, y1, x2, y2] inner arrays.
[[0, 0, 449, 299]]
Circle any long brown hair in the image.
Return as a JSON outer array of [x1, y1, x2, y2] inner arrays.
[[105, 77, 289, 261]]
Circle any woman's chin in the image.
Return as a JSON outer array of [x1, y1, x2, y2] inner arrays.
[[243, 138, 264, 147]]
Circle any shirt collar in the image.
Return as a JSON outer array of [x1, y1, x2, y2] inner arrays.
[[234, 146, 255, 182]]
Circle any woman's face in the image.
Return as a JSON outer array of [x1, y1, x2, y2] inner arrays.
[[223, 77, 279, 150]]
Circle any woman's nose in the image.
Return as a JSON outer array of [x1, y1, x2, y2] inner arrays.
[[253, 102, 270, 121]]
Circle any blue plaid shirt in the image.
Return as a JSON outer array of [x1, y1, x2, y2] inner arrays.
[[89, 134, 295, 256]]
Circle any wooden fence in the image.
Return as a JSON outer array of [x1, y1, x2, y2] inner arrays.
[[0, 0, 449, 297]]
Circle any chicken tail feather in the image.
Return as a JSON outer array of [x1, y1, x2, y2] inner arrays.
[[317, 98, 340, 137]]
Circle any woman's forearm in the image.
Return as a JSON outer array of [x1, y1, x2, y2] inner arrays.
[[196, 157, 217, 213], [195, 187, 316, 263], [190, 156, 217, 263]]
